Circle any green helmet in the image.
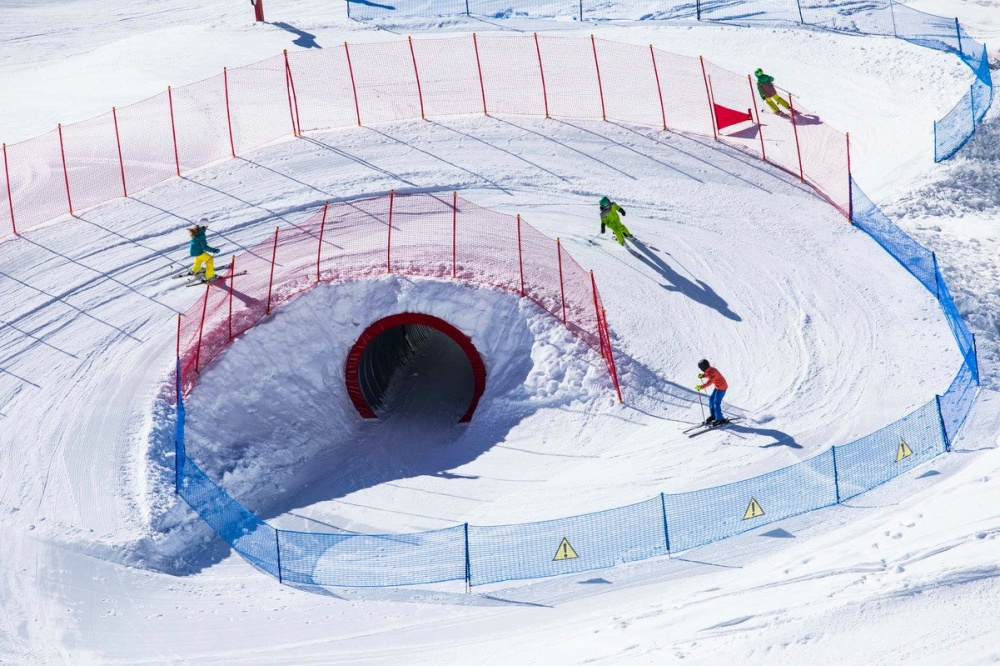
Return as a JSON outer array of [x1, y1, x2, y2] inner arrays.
[[599, 196, 611, 207], [754, 68, 764, 78]]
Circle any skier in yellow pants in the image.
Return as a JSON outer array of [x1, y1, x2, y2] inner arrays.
[[188, 220, 221, 281], [599, 196, 631, 246], [754, 68, 791, 114]]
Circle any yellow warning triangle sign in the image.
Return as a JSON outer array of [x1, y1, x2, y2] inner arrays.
[[896, 438, 913, 462], [742, 498, 764, 520], [553, 537, 579, 561]]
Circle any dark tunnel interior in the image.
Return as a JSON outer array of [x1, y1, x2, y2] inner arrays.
[[355, 323, 478, 423]]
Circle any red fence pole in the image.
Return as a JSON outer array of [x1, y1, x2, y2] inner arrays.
[[699, 56, 718, 141], [589, 270, 605, 358], [650, 46, 667, 131], [57, 123, 73, 216], [111, 107, 128, 197], [602, 306, 623, 403], [288, 59, 302, 136], [557, 238, 567, 325], [194, 283, 210, 372], [516, 214, 525, 297], [345, 43, 362, 126], [316, 201, 328, 282], [408, 36, 426, 120], [253, 0, 264, 22], [223, 67, 236, 157], [452, 191, 458, 278], [266, 226, 279, 315], [167, 86, 181, 177], [386, 189, 395, 274], [2, 143, 16, 235], [534, 34, 550, 119], [748, 75, 766, 161], [228, 256, 236, 342], [846, 132, 853, 223], [283, 50, 299, 136], [591, 35, 607, 121], [789, 93, 805, 182], [473, 34, 488, 116]]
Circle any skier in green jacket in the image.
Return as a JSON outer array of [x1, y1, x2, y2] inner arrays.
[[599, 196, 631, 246], [754, 68, 791, 114]]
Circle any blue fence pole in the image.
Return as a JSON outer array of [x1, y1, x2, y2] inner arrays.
[[795, 0, 804, 24], [579, 0, 583, 22], [831, 446, 841, 504], [346, 0, 351, 20], [935, 395, 951, 452], [660, 492, 671, 553], [275, 530, 283, 584], [955, 18, 963, 55], [973, 334, 980, 385], [466, 0, 471, 17], [970, 84, 976, 128], [888, 0, 897, 37], [931, 252, 941, 299], [464, 523, 472, 592], [933, 121, 938, 162]]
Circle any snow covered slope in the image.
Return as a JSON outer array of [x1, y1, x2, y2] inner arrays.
[[0, 0, 997, 664]]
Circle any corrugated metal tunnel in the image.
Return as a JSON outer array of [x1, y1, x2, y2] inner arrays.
[[345, 313, 487, 423]]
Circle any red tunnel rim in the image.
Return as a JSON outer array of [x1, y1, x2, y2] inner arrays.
[[344, 313, 488, 424]]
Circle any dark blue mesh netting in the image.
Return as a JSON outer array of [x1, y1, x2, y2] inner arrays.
[[278, 525, 467, 587], [833, 399, 946, 501], [850, 179, 937, 295], [662, 450, 837, 552], [468, 498, 667, 586], [177, 454, 280, 577]]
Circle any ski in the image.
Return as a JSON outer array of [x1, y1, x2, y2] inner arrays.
[[171, 264, 231, 279], [686, 417, 743, 438], [184, 270, 248, 287]]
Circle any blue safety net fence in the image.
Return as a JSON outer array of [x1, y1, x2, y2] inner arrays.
[[346, 0, 993, 163], [173, 177, 979, 588]]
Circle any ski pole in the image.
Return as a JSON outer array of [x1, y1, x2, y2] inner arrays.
[[696, 385, 705, 421]]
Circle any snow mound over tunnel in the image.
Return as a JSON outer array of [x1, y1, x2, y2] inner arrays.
[[135, 275, 610, 571]]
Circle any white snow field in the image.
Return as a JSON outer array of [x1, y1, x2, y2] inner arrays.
[[1, 0, 999, 664]]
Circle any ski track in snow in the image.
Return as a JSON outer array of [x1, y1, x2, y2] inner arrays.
[[0, 0, 998, 663]]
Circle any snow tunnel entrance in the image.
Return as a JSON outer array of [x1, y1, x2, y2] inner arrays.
[[345, 313, 487, 424]]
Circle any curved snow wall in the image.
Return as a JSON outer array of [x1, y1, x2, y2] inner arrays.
[[173, 191, 980, 589], [0, 34, 852, 240], [347, 0, 994, 162], [175, 192, 619, 401]]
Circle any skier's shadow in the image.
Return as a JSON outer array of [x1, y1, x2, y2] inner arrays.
[[727, 423, 802, 449], [626, 239, 741, 321]]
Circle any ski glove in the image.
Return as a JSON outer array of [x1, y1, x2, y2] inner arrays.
[[600, 223, 606, 234], [619, 208, 626, 216], [695, 384, 703, 391], [698, 373, 705, 379]]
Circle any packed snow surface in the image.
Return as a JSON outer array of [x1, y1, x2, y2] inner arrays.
[[0, 0, 998, 664]]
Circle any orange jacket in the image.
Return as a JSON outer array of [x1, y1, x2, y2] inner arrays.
[[701, 366, 728, 391]]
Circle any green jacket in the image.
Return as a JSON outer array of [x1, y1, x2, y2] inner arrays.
[[756, 74, 777, 100], [600, 202, 626, 233]]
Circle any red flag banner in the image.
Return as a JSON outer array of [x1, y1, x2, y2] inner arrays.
[[714, 104, 752, 130]]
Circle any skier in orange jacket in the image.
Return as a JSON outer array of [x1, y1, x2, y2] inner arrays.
[[695, 358, 728, 425]]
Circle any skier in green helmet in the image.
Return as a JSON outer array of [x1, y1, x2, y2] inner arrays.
[[599, 196, 631, 246], [754, 68, 791, 115]]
